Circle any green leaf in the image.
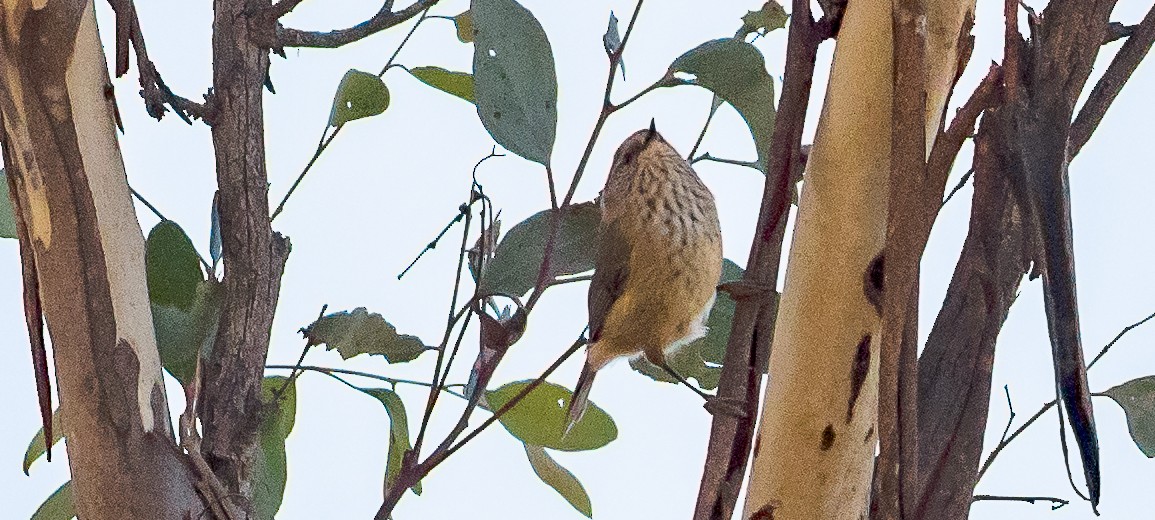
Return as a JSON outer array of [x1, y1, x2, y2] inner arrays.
[[0, 169, 16, 239], [630, 259, 768, 390], [487, 380, 616, 451], [523, 444, 592, 518], [1103, 376, 1155, 457], [454, 10, 474, 43], [740, 1, 789, 38], [668, 39, 776, 173], [471, 0, 558, 166], [145, 220, 202, 310], [253, 376, 296, 520], [23, 408, 63, 475], [409, 66, 475, 104], [480, 202, 599, 298], [361, 388, 422, 496], [329, 69, 390, 127], [153, 280, 223, 385], [31, 481, 74, 520], [301, 307, 429, 363]]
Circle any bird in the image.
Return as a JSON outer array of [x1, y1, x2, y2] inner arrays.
[[566, 120, 723, 433]]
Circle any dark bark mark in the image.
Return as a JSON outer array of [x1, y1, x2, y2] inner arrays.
[[821, 424, 836, 450], [750, 503, 777, 520], [864, 253, 885, 316], [847, 335, 872, 423]]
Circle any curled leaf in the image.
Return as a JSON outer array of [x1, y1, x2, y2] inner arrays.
[[301, 307, 429, 363], [409, 66, 475, 104], [524, 444, 593, 517]]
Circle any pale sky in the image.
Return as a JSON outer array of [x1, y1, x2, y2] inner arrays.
[[2, 1, 1153, 519]]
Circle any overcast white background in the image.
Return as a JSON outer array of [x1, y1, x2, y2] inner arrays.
[[1, 0, 1153, 518]]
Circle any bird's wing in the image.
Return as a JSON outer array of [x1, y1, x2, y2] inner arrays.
[[588, 218, 630, 342]]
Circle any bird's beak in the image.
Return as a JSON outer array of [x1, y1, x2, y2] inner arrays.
[[644, 118, 658, 145]]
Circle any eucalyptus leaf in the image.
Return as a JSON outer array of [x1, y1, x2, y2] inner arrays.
[[668, 39, 776, 172], [480, 202, 599, 298], [253, 376, 296, 520], [329, 70, 390, 127], [153, 280, 223, 385], [602, 11, 624, 81], [1103, 376, 1155, 457], [471, 0, 558, 165], [30, 481, 74, 520], [740, 1, 789, 38], [455, 10, 474, 43], [487, 380, 616, 451], [209, 191, 222, 267], [361, 387, 422, 496], [145, 220, 202, 310], [301, 307, 429, 363], [22, 408, 63, 475], [409, 66, 475, 104], [524, 444, 593, 518]]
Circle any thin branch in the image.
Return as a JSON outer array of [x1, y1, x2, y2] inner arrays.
[[277, 0, 439, 48], [270, 125, 340, 222], [940, 168, 974, 207], [977, 309, 1155, 481], [560, 0, 647, 208], [397, 203, 471, 280], [1055, 400, 1094, 507], [687, 96, 721, 159], [972, 495, 1069, 509], [691, 153, 759, 169], [108, 0, 209, 124], [267, 0, 308, 20], [272, 304, 327, 402], [997, 385, 1016, 447], [265, 364, 467, 399], [130, 187, 213, 273], [1069, 3, 1155, 157]]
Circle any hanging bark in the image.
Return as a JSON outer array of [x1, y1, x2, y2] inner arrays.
[[0, 0, 200, 517]]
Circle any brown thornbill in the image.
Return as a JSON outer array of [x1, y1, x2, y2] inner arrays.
[[566, 120, 723, 433]]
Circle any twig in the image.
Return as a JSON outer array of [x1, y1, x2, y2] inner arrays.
[[1069, 3, 1155, 157], [397, 203, 471, 280], [273, 304, 327, 402], [277, 0, 439, 48], [691, 153, 759, 169], [265, 365, 467, 399], [108, 0, 208, 124], [270, 125, 341, 222], [977, 309, 1155, 481], [998, 385, 1016, 446], [560, 0, 647, 208], [940, 168, 974, 207], [972, 494, 1069, 509], [377, 333, 589, 518], [687, 96, 721, 160], [271, 7, 432, 223], [130, 187, 213, 273]]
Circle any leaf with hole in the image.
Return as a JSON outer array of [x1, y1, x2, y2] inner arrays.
[[487, 380, 616, 451], [145, 220, 202, 310], [301, 307, 429, 363], [30, 481, 74, 520], [480, 202, 599, 298], [253, 376, 296, 520], [22, 408, 63, 475], [409, 66, 475, 104], [668, 39, 776, 172], [329, 70, 390, 127], [1103, 376, 1155, 457], [470, 0, 558, 166], [524, 444, 593, 517], [361, 387, 422, 496]]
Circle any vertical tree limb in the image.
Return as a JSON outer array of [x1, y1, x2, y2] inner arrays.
[[0, 1, 201, 517], [199, 0, 292, 505]]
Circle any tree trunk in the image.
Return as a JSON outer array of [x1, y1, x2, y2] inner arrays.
[[0, 1, 200, 517]]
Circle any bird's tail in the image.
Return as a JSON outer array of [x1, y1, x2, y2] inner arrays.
[[564, 363, 596, 438]]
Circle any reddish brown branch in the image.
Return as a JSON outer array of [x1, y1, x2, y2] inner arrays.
[[1069, 4, 1155, 156], [691, 1, 834, 518]]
